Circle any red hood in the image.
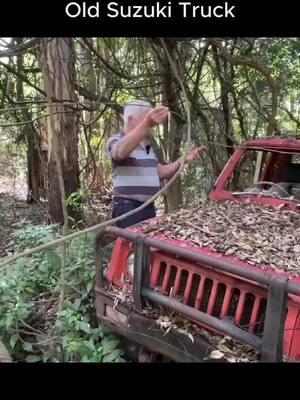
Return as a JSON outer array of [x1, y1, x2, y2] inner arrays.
[[129, 219, 300, 291]]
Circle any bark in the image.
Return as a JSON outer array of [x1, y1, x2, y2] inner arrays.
[[41, 38, 80, 224], [15, 38, 46, 203], [151, 39, 184, 212]]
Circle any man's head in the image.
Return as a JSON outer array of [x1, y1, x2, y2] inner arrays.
[[123, 100, 151, 131]]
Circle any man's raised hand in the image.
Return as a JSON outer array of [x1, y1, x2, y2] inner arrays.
[[145, 106, 169, 128]]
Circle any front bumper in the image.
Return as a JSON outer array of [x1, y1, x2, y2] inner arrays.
[[95, 227, 300, 362], [95, 287, 214, 362]]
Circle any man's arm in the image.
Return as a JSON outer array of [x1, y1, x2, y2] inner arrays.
[[157, 161, 181, 180], [112, 106, 169, 160], [158, 146, 205, 181]]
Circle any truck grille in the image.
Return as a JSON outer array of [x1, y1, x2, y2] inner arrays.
[[151, 257, 268, 335]]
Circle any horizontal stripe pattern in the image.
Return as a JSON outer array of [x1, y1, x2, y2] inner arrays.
[[113, 193, 157, 202], [107, 131, 160, 202], [114, 166, 158, 177], [114, 186, 159, 195], [114, 175, 160, 187], [112, 158, 157, 168], [128, 148, 157, 160]]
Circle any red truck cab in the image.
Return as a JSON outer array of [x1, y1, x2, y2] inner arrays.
[[95, 137, 300, 362]]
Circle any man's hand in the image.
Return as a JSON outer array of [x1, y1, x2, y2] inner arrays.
[[144, 106, 169, 128], [185, 146, 205, 163], [158, 146, 205, 180]]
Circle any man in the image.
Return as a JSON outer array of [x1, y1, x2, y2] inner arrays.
[[107, 100, 203, 228]]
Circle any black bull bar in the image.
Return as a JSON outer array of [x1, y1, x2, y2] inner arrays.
[[95, 226, 300, 362]]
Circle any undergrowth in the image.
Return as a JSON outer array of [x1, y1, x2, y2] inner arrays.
[[0, 221, 124, 362]]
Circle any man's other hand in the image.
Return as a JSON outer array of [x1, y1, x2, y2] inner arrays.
[[185, 146, 205, 163]]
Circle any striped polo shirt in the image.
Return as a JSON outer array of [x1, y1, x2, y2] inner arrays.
[[107, 131, 160, 202]]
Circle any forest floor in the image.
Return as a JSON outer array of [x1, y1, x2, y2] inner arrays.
[[0, 175, 114, 257], [0, 177, 48, 257]]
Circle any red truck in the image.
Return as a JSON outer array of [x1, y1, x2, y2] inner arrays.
[[95, 137, 300, 362]]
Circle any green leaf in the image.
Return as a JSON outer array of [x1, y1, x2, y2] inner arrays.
[[86, 282, 93, 293], [79, 322, 91, 334], [23, 342, 33, 352], [25, 355, 41, 363], [10, 334, 18, 349], [5, 313, 14, 329], [81, 340, 96, 353], [72, 299, 81, 311], [42, 351, 53, 362], [103, 349, 122, 362], [102, 340, 119, 354]]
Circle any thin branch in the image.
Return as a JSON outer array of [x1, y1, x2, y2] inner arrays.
[[0, 110, 75, 128], [0, 60, 45, 96], [81, 38, 132, 80], [0, 39, 39, 58], [209, 38, 279, 136], [279, 105, 300, 129]]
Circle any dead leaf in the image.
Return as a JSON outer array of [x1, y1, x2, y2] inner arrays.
[[188, 333, 194, 343], [217, 344, 233, 354], [293, 245, 300, 254], [209, 350, 225, 359], [225, 248, 236, 256]]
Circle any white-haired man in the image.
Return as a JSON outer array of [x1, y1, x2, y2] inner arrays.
[[107, 100, 203, 228]]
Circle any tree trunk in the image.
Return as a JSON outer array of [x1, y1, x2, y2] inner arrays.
[[152, 39, 184, 212], [41, 38, 80, 224], [212, 45, 234, 158], [15, 38, 45, 203], [164, 118, 183, 212], [26, 128, 42, 203]]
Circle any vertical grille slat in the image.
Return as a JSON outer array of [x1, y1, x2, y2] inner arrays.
[[174, 268, 182, 295], [220, 287, 233, 317], [161, 265, 171, 293], [235, 291, 246, 324], [207, 282, 219, 315], [249, 296, 262, 333], [183, 273, 194, 304], [195, 277, 206, 309]]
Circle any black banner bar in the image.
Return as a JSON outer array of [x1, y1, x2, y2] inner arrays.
[[0, 0, 298, 36]]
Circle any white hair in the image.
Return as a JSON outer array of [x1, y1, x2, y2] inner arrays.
[[123, 100, 151, 126]]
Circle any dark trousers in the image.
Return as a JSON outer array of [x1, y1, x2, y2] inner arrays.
[[112, 197, 156, 228]]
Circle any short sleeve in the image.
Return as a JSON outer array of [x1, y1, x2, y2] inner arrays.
[[107, 135, 121, 160]]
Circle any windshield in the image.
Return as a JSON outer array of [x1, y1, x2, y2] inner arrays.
[[225, 149, 300, 202]]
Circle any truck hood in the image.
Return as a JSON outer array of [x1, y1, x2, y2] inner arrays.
[[128, 214, 300, 289]]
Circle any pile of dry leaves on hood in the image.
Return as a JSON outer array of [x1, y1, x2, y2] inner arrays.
[[140, 200, 300, 276]]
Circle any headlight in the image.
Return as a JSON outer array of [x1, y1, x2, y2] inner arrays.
[[126, 253, 135, 279]]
